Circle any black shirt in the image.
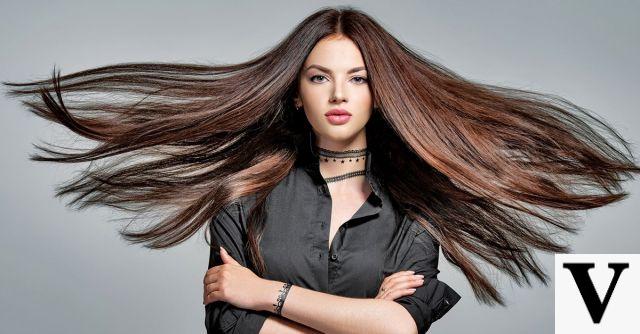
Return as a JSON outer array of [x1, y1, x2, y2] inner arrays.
[[205, 145, 461, 334]]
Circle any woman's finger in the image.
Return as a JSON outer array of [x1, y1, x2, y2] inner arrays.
[[389, 289, 417, 300], [380, 275, 424, 295], [204, 289, 221, 305], [203, 270, 222, 285], [377, 272, 422, 299], [204, 282, 222, 305], [381, 271, 414, 286], [380, 286, 418, 300], [385, 273, 423, 288], [384, 271, 415, 281], [389, 276, 424, 291]]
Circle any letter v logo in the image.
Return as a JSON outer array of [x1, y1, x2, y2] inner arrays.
[[562, 262, 629, 323]]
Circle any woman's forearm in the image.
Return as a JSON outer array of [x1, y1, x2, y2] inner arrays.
[[260, 315, 323, 334], [257, 279, 417, 334]]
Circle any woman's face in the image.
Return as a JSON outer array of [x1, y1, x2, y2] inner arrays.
[[295, 35, 373, 144]]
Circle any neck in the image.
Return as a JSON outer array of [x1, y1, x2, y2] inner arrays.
[[314, 136, 368, 182]]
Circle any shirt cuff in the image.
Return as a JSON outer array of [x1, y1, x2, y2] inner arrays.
[[206, 302, 270, 334], [231, 309, 270, 333], [395, 279, 461, 333]]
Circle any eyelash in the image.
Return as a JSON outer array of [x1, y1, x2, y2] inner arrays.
[[309, 75, 368, 84]]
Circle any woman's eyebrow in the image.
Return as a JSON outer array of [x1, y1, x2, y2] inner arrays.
[[304, 64, 366, 74]]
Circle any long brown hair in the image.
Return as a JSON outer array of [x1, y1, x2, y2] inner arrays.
[[3, 6, 639, 305]]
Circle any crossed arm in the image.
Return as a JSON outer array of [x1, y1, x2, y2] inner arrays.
[[261, 314, 321, 334], [205, 246, 418, 334], [205, 204, 448, 334], [257, 279, 417, 334]]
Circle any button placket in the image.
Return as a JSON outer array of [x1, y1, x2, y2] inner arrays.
[[330, 223, 348, 262], [316, 220, 326, 260]]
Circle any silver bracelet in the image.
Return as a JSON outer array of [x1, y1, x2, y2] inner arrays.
[[273, 282, 293, 315]]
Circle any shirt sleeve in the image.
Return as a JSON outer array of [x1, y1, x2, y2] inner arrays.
[[392, 223, 461, 334], [205, 201, 270, 334]]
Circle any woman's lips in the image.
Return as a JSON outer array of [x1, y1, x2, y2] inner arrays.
[[326, 114, 351, 125]]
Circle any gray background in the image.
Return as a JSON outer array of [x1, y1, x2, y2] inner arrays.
[[1, 1, 638, 333]]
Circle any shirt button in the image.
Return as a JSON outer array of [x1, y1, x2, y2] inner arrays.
[[330, 254, 338, 261]]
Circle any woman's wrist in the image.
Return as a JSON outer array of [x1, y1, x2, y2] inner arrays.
[[258, 279, 292, 313]]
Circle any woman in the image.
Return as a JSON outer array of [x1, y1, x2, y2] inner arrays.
[[201, 32, 461, 333], [3, 5, 639, 334]]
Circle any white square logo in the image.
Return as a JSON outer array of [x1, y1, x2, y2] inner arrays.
[[555, 254, 639, 333]]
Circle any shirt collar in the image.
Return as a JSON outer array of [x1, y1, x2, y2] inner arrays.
[[300, 136, 384, 210]]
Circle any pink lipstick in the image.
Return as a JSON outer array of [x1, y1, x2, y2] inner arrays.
[[325, 108, 352, 125]]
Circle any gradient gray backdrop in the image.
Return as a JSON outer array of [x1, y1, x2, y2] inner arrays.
[[1, 1, 638, 333]]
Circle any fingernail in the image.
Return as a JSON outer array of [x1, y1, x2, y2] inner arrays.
[[220, 246, 225, 253], [409, 289, 416, 292], [415, 274, 424, 278], [408, 271, 415, 274]]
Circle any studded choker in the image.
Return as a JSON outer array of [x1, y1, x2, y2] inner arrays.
[[314, 146, 368, 183]]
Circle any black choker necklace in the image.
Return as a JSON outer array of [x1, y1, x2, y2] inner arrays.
[[314, 146, 368, 183]]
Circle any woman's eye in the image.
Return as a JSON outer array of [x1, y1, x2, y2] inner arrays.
[[310, 75, 327, 83], [352, 76, 369, 84]]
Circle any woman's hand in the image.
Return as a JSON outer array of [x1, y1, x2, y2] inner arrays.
[[203, 246, 264, 310], [375, 270, 425, 300]]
